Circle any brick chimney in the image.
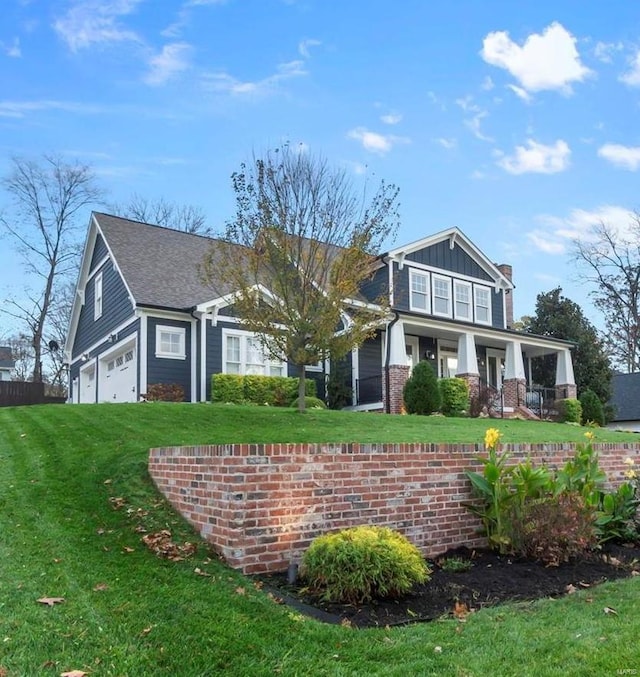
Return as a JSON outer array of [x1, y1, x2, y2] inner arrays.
[[496, 264, 514, 329]]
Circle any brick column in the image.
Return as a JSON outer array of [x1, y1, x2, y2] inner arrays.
[[503, 378, 526, 408], [458, 373, 479, 401], [555, 383, 577, 400], [384, 365, 410, 414]]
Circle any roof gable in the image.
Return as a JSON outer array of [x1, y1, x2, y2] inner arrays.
[[386, 226, 513, 289]]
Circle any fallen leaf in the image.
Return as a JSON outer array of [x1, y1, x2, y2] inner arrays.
[[122, 546, 135, 553], [578, 581, 591, 588], [632, 570, 640, 577], [454, 601, 469, 620], [603, 606, 618, 615], [140, 626, 153, 636], [103, 479, 112, 484], [37, 597, 65, 607], [267, 592, 284, 605], [253, 580, 263, 590], [52, 558, 62, 564], [96, 528, 105, 535], [235, 586, 246, 596], [109, 497, 126, 510], [60, 670, 88, 676], [93, 583, 109, 592], [565, 584, 577, 595], [340, 618, 352, 628], [0, 666, 8, 676], [434, 646, 443, 654], [194, 568, 211, 577]]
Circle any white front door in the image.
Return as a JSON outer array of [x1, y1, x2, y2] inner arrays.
[[486, 349, 505, 390], [79, 364, 96, 403], [438, 342, 458, 378], [405, 336, 420, 371]]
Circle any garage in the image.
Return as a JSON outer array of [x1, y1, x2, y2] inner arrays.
[[99, 342, 137, 402], [78, 363, 97, 403]]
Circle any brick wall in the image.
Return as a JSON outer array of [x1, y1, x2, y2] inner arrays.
[[148, 441, 640, 574]]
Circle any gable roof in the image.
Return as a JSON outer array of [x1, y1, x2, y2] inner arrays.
[[93, 212, 239, 309], [385, 226, 513, 290], [610, 372, 640, 422]]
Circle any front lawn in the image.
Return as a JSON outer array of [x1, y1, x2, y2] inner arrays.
[[0, 403, 638, 676]]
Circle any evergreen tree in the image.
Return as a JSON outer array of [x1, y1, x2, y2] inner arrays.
[[403, 361, 441, 415]]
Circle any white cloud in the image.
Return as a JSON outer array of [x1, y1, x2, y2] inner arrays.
[[0, 99, 109, 118], [498, 139, 570, 174], [203, 60, 307, 96], [53, 0, 143, 51], [507, 84, 531, 103], [144, 42, 192, 86], [436, 137, 457, 150], [620, 50, 640, 86], [526, 231, 567, 254], [481, 21, 592, 95], [298, 38, 321, 58], [346, 127, 410, 155], [594, 40, 623, 63], [456, 96, 493, 142], [481, 76, 494, 91], [380, 112, 402, 125], [1, 37, 21, 58], [598, 143, 640, 170]]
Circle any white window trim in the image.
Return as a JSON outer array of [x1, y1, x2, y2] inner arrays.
[[474, 285, 492, 326], [409, 269, 431, 313], [453, 279, 472, 321], [155, 325, 186, 360], [432, 274, 452, 318], [94, 272, 103, 321], [222, 328, 287, 376]]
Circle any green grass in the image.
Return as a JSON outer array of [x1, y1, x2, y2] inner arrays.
[[0, 402, 638, 676]]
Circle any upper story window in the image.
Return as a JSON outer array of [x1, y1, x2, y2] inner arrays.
[[432, 275, 452, 317], [409, 270, 430, 312], [94, 272, 103, 321], [223, 329, 286, 377], [474, 286, 492, 324], [454, 280, 472, 321], [156, 325, 186, 360]]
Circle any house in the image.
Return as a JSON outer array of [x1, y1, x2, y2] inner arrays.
[[65, 212, 576, 412], [0, 346, 15, 381], [608, 373, 640, 432]]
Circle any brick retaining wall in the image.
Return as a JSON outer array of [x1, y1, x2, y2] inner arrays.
[[148, 441, 640, 574]]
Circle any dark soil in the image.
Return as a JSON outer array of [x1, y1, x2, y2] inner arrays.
[[257, 543, 640, 628]]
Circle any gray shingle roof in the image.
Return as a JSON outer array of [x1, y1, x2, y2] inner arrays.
[[610, 372, 640, 422], [93, 213, 241, 310]]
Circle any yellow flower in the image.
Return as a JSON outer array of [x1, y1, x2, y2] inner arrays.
[[623, 457, 635, 467], [584, 431, 595, 441], [484, 428, 502, 450], [624, 469, 637, 480]]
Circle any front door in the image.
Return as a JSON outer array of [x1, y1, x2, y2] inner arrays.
[[486, 349, 505, 390], [405, 336, 420, 372]]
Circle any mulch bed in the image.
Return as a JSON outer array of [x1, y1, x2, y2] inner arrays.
[[257, 543, 640, 628]]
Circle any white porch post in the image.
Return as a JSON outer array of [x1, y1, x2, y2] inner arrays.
[[555, 349, 577, 399], [456, 333, 479, 375], [388, 319, 406, 366], [504, 340, 526, 408], [385, 319, 410, 414]]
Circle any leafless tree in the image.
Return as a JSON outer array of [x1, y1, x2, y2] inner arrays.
[[111, 194, 211, 235], [572, 216, 640, 372], [201, 145, 400, 410], [0, 155, 102, 382]]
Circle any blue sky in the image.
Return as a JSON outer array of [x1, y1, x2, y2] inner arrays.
[[2, 0, 640, 337]]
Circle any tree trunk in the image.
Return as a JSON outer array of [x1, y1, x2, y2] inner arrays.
[[298, 366, 306, 412]]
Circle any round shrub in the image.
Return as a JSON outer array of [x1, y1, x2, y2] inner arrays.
[[403, 360, 442, 415], [300, 526, 431, 603], [438, 377, 469, 416], [579, 388, 605, 426], [290, 395, 326, 410]]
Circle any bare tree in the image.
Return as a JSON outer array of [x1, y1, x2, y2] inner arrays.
[[5, 333, 35, 382], [201, 145, 400, 411], [111, 194, 211, 235], [572, 216, 640, 372], [0, 155, 102, 382]]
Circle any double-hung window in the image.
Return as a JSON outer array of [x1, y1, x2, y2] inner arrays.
[[223, 330, 286, 376], [432, 275, 452, 317], [94, 272, 103, 320], [409, 270, 430, 312], [156, 325, 186, 359], [474, 286, 492, 325], [454, 280, 472, 321]]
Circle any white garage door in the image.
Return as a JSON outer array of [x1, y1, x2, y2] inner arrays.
[[101, 346, 137, 402], [79, 364, 96, 403]]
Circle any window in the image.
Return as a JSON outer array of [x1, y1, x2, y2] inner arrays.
[[432, 275, 451, 317], [155, 325, 186, 359], [409, 270, 430, 312], [94, 272, 103, 320], [223, 330, 286, 376], [474, 286, 491, 324], [454, 281, 472, 321]]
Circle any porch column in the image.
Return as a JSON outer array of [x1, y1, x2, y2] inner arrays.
[[555, 349, 577, 400], [384, 319, 410, 414], [456, 333, 480, 400], [503, 340, 526, 408]]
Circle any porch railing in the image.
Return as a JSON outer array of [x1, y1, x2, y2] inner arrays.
[[523, 386, 557, 419], [356, 374, 382, 405]]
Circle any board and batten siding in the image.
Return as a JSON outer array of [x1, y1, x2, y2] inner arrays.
[[89, 233, 109, 270], [406, 240, 494, 281]]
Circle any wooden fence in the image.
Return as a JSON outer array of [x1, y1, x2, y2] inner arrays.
[[0, 381, 65, 407]]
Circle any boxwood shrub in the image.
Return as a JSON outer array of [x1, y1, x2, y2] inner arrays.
[[211, 374, 316, 406], [438, 377, 469, 416], [556, 398, 582, 424]]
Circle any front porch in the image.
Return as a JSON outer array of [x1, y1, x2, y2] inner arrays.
[[352, 317, 576, 416]]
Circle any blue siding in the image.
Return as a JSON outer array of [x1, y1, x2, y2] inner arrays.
[[360, 266, 388, 304], [146, 317, 193, 401], [406, 240, 493, 281], [90, 234, 109, 271], [492, 290, 505, 328], [72, 258, 134, 358]]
